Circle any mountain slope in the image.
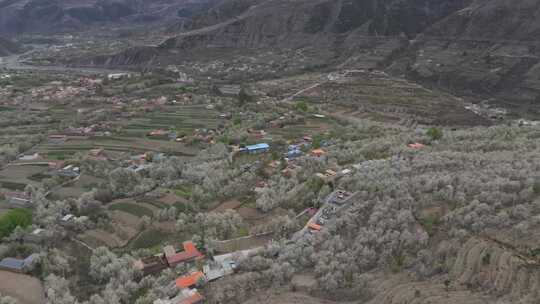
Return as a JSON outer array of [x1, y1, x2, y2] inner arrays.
[[85, 0, 470, 72], [0, 36, 22, 56], [0, 0, 219, 35], [75, 0, 540, 113], [389, 0, 540, 114]]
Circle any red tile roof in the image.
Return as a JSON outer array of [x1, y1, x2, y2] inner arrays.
[[408, 143, 426, 149], [176, 271, 205, 289], [308, 222, 322, 231], [166, 241, 203, 266]]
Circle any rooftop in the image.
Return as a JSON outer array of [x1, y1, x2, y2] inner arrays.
[[245, 143, 270, 150], [166, 241, 203, 266], [0, 258, 25, 270], [176, 271, 205, 289]]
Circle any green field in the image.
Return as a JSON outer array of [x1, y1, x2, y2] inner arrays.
[[109, 202, 154, 217], [130, 229, 171, 249], [122, 105, 222, 136]]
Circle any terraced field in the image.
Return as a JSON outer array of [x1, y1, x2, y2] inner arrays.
[[36, 136, 198, 157], [121, 105, 223, 136], [366, 237, 540, 304]]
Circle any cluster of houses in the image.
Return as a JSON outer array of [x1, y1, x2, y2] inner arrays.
[[306, 190, 358, 234], [3, 191, 32, 208], [148, 129, 176, 140], [126, 151, 167, 172], [136, 241, 256, 304], [47, 124, 112, 145]]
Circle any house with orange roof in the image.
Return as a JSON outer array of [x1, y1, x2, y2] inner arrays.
[[310, 148, 326, 157], [153, 289, 203, 304], [176, 271, 206, 289], [308, 222, 321, 231], [408, 143, 426, 149], [166, 241, 204, 267]]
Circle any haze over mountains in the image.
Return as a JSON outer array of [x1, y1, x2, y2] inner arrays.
[[2, 1, 540, 304], [0, 0, 218, 35], [75, 0, 540, 113]]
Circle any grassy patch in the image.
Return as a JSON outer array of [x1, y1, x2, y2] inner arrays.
[[138, 200, 168, 209], [174, 201, 196, 214], [109, 202, 153, 218], [173, 185, 192, 200], [0, 181, 27, 191], [236, 226, 249, 237], [239, 195, 257, 208], [131, 229, 170, 249], [0, 208, 32, 238], [420, 214, 441, 236]]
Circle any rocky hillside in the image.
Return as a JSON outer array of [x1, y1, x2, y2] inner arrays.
[[393, 0, 540, 113], [82, 0, 540, 113], [0, 0, 219, 35], [85, 0, 471, 75]]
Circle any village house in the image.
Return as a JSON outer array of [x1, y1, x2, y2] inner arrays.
[[310, 148, 327, 157], [148, 129, 169, 137], [127, 164, 150, 173], [154, 288, 203, 304], [217, 85, 241, 97], [64, 126, 95, 137], [327, 190, 357, 206], [107, 73, 131, 81], [134, 255, 168, 276], [240, 143, 270, 154], [0, 254, 37, 273], [87, 148, 108, 161], [308, 222, 322, 233], [48, 160, 66, 170], [286, 144, 303, 159], [17, 153, 41, 161], [24, 228, 47, 244], [408, 143, 426, 149], [203, 260, 235, 282], [61, 214, 75, 223], [4, 191, 32, 208], [176, 271, 205, 289], [48, 134, 68, 144], [53, 165, 80, 178], [166, 241, 204, 268], [315, 169, 337, 182]]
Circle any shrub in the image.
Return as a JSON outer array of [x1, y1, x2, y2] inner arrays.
[[295, 100, 309, 112], [426, 127, 443, 141], [0, 209, 32, 239]]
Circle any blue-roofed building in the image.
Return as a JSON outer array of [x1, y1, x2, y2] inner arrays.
[[241, 143, 270, 154], [0, 258, 25, 272], [287, 149, 302, 158], [0, 254, 37, 273]]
